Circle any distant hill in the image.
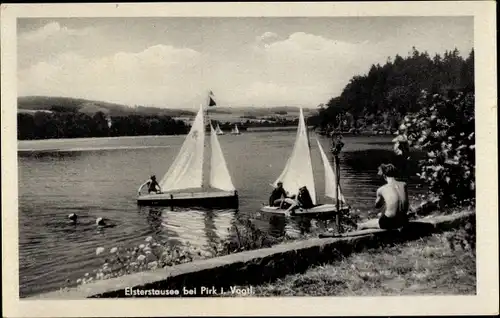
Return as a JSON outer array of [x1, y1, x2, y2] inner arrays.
[[17, 96, 196, 117], [208, 106, 314, 115], [18, 96, 317, 120]]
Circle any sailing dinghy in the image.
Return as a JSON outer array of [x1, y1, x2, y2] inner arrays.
[[260, 108, 350, 216], [231, 124, 241, 135], [137, 105, 238, 208], [215, 123, 225, 135]]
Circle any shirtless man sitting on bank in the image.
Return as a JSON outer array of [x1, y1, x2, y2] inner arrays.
[[358, 163, 409, 230]]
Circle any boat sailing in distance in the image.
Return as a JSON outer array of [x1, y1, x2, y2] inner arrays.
[[231, 124, 241, 135], [260, 108, 350, 216], [137, 103, 238, 208], [215, 123, 225, 135]]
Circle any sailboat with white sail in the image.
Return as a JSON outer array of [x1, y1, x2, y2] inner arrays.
[[260, 108, 350, 215], [215, 123, 225, 135], [137, 104, 238, 208], [231, 124, 241, 135]]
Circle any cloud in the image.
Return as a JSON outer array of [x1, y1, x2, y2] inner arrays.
[[18, 44, 203, 107], [17, 22, 102, 70], [261, 32, 371, 68], [260, 31, 278, 40], [19, 22, 92, 43], [255, 31, 278, 47], [241, 32, 377, 106], [226, 81, 328, 107]]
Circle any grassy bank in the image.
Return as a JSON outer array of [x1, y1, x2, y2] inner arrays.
[[237, 225, 476, 296]]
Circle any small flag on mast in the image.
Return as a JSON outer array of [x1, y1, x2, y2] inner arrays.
[[208, 90, 217, 107]]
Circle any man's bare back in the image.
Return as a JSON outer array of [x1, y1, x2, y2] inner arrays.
[[358, 163, 409, 230], [376, 180, 409, 218]]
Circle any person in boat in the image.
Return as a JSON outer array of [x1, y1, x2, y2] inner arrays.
[[358, 163, 409, 230], [285, 186, 314, 215], [269, 182, 292, 207], [137, 175, 162, 195], [298, 186, 314, 209]]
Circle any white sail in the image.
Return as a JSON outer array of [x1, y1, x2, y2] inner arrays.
[[215, 123, 224, 135], [233, 124, 239, 134], [209, 123, 236, 191], [159, 105, 205, 191], [273, 108, 316, 204], [316, 139, 346, 204]]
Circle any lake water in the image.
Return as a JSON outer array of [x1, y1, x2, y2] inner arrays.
[[18, 132, 424, 297]]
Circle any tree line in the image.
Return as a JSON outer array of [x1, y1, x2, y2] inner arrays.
[[310, 47, 474, 134], [17, 111, 189, 140], [17, 110, 306, 139]]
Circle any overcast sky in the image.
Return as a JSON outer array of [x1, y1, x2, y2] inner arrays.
[[17, 17, 473, 109]]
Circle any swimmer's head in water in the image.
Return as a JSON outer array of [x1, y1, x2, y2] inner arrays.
[[68, 213, 78, 223], [96, 217, 106, 226], [378, 163, 397, 178]]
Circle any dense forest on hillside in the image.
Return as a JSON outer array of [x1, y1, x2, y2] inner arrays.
[[309, 47, 474, 134]]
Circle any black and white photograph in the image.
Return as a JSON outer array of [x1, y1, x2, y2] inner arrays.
[[1, 2, 497, 317]]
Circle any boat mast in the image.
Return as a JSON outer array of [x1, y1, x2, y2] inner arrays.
[[204, 91, 211, 189], [335, 155, 340, 209], [331, 133, 344, 233], [205, 90, 210, 128]]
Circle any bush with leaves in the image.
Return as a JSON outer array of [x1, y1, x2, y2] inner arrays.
[[77, 237, 209, 286], [393, 90, 475, 207], [207, 220, 283, 256], [75, 222, 283, 287], [444, 219, 476, 256]]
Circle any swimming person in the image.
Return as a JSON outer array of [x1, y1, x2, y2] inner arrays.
[[269, 181, 290, 206], [68, 213, 78, 225], [358, 163, 409, 230], [96, 217, 106, 226], [137, 175, 162, 195], [96, 217, 116, 228]]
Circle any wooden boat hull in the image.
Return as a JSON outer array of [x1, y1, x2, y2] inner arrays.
[[260, 203, 349, 216], [137, 190, 238, 208]]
